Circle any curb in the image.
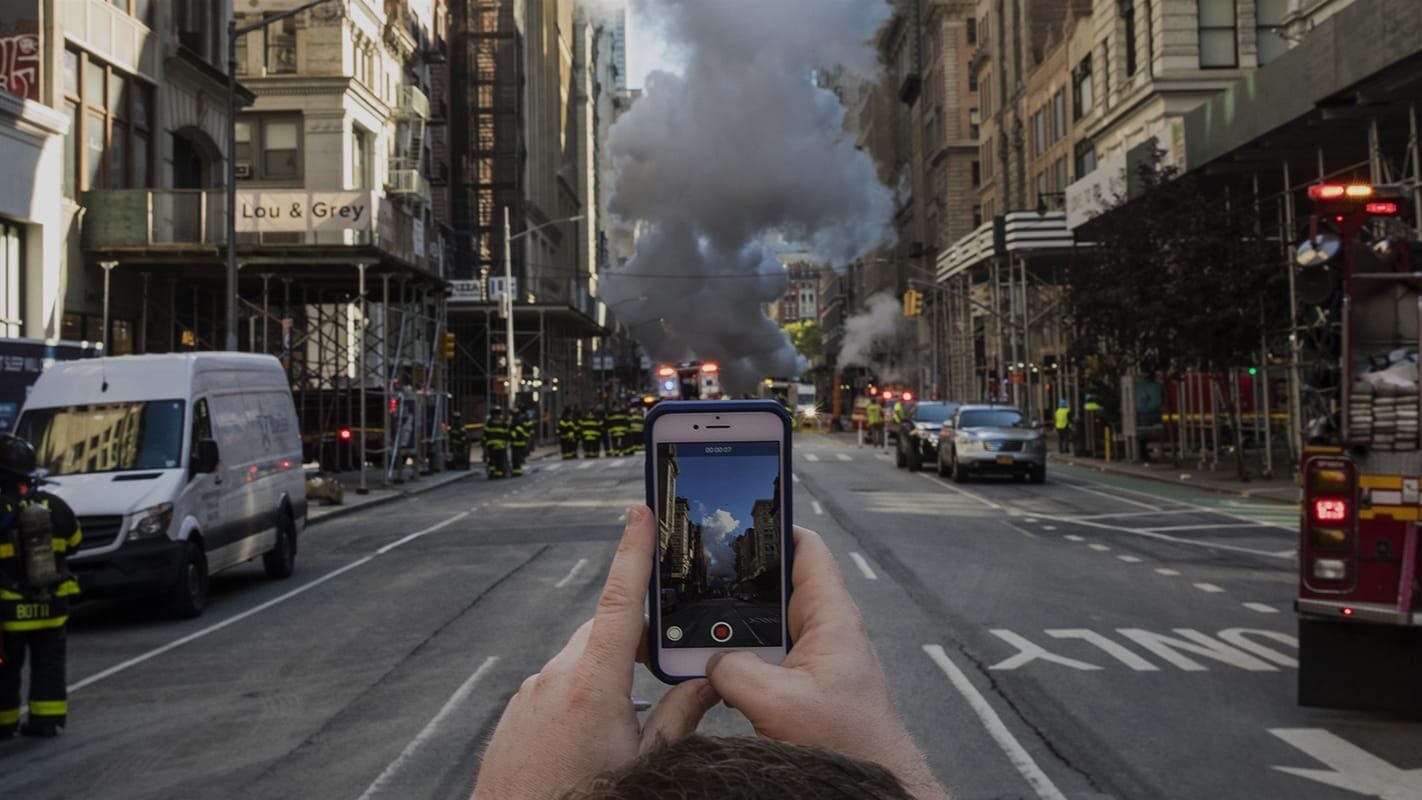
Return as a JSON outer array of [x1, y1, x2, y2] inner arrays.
[[1051, 455, 1300, 506]]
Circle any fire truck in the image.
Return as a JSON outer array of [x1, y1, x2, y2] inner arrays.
[[654, 361, 724, 401], [1295, 182, 1422, 715]]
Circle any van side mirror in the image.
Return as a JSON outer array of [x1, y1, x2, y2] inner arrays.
[[192, 439, 220, 475]]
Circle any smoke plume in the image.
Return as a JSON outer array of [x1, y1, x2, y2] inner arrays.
[[838, 292, 910, 371], [601, 0, 894, 393]]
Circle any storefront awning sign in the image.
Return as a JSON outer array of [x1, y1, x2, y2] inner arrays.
[[236, 190, 378, 234]]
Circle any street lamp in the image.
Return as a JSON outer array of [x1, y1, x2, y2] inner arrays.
[[501, 210, 584, 409], [226, 0, 338, 352]]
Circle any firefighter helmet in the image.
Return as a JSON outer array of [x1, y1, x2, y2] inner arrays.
[[0, 433, 37, 480]]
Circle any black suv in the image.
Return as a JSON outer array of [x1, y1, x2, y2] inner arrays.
[[896, 401, 960, 471]]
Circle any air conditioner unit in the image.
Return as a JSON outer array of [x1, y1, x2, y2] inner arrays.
[[235, 163, 253, 179]]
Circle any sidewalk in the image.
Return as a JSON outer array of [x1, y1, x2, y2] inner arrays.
[[1051, 453, 1300, 505], [307, 444, 560, 526]]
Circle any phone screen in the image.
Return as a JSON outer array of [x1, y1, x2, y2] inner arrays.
[[655, 441, 784, 649]]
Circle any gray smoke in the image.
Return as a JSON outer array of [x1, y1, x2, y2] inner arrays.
[[838, 292, 909, 371], [601, 0, 894, 394]]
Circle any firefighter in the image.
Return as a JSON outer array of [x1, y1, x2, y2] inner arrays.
[[0, 434, 81, 739], [509, 407, 531, 477], [449, 411, 470, 470], [484, 409, 510, 479], [581, 405, 604, 459], [628, 404, 646, 455], [558, 407, 580, 460], [606, 402, 630, 457], [865, 399, 884, 447]]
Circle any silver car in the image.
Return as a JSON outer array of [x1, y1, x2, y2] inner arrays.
[[936, 404, 1047, 483]]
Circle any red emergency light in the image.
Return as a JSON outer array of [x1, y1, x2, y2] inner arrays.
[[1365, 201, 1400, 216], [339, 427, 353, 442], [702, 362, 720, 374], [1313, 498, 1348, 523], [902, 391, 915, 402], [657, 366, 676, 378], [1308, 184, 1374, 200], [881, 390, 893, 401]]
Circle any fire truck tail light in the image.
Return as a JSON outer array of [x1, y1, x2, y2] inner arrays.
[[1309, 184, 1347, 200], [1345, 184, 1374, 198], [339, 427, 353, 442], [1365, 201, 1400, 216], [1308, 468, 1350, 492], [1310, 527, 1350, 551], [1312, 498, 1348, 522], [1312, 558, 1348, 581], [1341, 607, 1355, 617], [701, 362, 719, 374]]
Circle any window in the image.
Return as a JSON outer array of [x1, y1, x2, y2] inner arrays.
[[966, 18, 977, 45], [236, 114, 304, 182], [1075, 139, 1096, 178], [969, 72, 977, 92], [1032, 110, 1045, 156], [1258, 0, 1290, 65], [971, 161, 981, 187], [70, 49, 152, 191], [1036, 172, 1047, 205], [1052, 157, 1068, 193], [1072, 55, 1092, 119], [1052, 90, 1065, 143], [0, 220, 21, 338], [972, 205, 983, 227], [190, 398, 212, 463], [177, 0, 217, 61], [264, 14, 297, 74], [1122, 0, 1138, 77], [1198, 0, 1237, 68], [352, 127, 372, 189], [969, 107, 980, 140], [110, 0, 151, 24]]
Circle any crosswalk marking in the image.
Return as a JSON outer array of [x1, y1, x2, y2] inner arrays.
[[1117, 555, 1142, 563], [1194, 582, 1225, 593], [811, 500, 824, 515], [1064, 534, 1085, 542], [1155, 568, 1182, 576], [848, 552, 878, 580], [804, 453, 821, 462], [544, 462, 563, 472], [791, 473, 802, 484], [1243, 602, 1280, 614], [577, 460, 595, 470], [835, 453, 852, 462], [1089, 543, 1111, 551]]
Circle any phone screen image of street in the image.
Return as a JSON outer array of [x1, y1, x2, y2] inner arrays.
[[656, 442, 784, 649]]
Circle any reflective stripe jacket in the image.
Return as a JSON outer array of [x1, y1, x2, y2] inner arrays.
[[484, 419, 510, 450], [510, 417, 531, 447], [606, 409, 630, 434], [581, 414, 604, 439], [558, 418, 579, 441], [1, 490, 81, 632]]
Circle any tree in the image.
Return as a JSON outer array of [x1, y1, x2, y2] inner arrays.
[[783, 320, 824, 363]]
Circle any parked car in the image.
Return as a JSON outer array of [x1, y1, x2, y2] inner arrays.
[[936, 404, 1046, 483], [896, 401, 960, 471], [15, 353, 307, 618]]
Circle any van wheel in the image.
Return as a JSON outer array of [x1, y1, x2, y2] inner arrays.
[[168, 542, 209, 619], [263, 513, 296, 580], [936, 451, 949, 477]]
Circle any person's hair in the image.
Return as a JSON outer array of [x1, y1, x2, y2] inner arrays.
[[560, 735, 915, 800]]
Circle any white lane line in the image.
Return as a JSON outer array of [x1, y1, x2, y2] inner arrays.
[[923, 645, 1069, 800], [1064, 534, 1085, 542], [811, 500, 825, 516], [70, 555, 375, 693], [1075, 509, 1206, 520], [792, 474, 802, 484], [1155, 568, 1182, 576], [1194, 583, 1226, 593], [835, 453, 853, 462], [1052, 477, 1163, 511], [1142, 523, 1271, 533], [848, 552, 878, 580], [1117, 555, 1143, 563], [1028, 512, 1292, 559], [356, 656, 501, 800], [1244, 602, 1280, 614], [1041, 525, 1056, 531], [1089, 543, 1111, 551], [577, 460, 596, 470], [805, 453, 821, 462], [1058, 471, 1294, 531], [378, 512, 471, 554], [918, 473, 1005, 511], [554, 558, 589, 589]]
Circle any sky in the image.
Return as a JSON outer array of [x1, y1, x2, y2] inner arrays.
[[673, 445, 779, 582], [625, 4, 677, 89]]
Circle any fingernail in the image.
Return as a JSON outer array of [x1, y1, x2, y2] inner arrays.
[[697, 682, 719, 707], [626, 506, 647, 524]]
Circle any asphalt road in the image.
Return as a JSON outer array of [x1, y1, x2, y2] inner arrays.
[[1, 433, 1418, 799]]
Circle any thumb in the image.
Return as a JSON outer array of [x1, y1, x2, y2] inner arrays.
[[639, 680, 719, 754], [705, 651, 796, 719]]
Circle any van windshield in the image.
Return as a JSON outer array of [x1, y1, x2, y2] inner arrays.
[[16, 400, 186, 476]]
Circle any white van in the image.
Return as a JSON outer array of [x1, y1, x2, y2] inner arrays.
[[14, 353, 307, 617]]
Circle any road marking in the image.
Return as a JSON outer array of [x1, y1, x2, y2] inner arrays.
[[923, 645, 1070, 800], [1089, 543, 1111, 551], [1041, 525, 1056, 531], [811, 500, 825, 516], [555, 558, 589, 589], [1116, 628, 1276, 671], [1058, 471, 1294, 531], [378, 512, 472, 554], [836, 453, 852, 462], [1243, 602, 1280, 614], [1271, 728, 1422, 797], [805, 453, 821, 462], [69, 555, 376, 693], [848, 552, 878, 580], [988, 629, 1102, 671], [918, 473, 1005, 511], [985, 628, 1297, 674], [544, 462, 563, 471], [875, 452, 893, 462], [1023, 518, 1039, 524], [1193, 582, 1225, 593], [577, 460, 595, 470], [357, 657, 501, 800], [1142, 523, 1270, 533], [1075, 509, 1206, 520], [1155, 568, 1181, 576], [791, 474, 802, 484], [1046, 629, 1158, 671], [1029, 512, 1292, 559], [1053, 476, 1163, 510], [1064, 534, 1085, 542], [1117, 555, 1143, 563]]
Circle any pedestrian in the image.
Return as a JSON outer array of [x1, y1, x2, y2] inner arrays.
[[1054, 399, 1072, 454], [484, 409, 510, 479], [510, 407, 531, 477], [470, 508, 948, 800], [0, 434, 81, 740], [449, 411, 470, 469], [606, 403, 630, 457], [628, 404, 645, 455], [559, 407, 580, 460], [581, 405, 604, 459], [865, 399, 884, 447]]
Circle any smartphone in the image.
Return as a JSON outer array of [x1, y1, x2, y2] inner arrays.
[[644, 400, 794, 682]]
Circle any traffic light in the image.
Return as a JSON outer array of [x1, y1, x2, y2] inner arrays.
[[439, 331, 457, 361], [903, 289, 923, 317]]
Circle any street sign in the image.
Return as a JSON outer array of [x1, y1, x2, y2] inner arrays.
[[488, 277, 518, 301], [451, 279, 483, 301]]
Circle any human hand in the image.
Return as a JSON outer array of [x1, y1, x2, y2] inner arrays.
[[705, 527, 948, 800], [471, 505, 721, 800]]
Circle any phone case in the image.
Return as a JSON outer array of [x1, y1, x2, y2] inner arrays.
[[642, 400, 795, 684]]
